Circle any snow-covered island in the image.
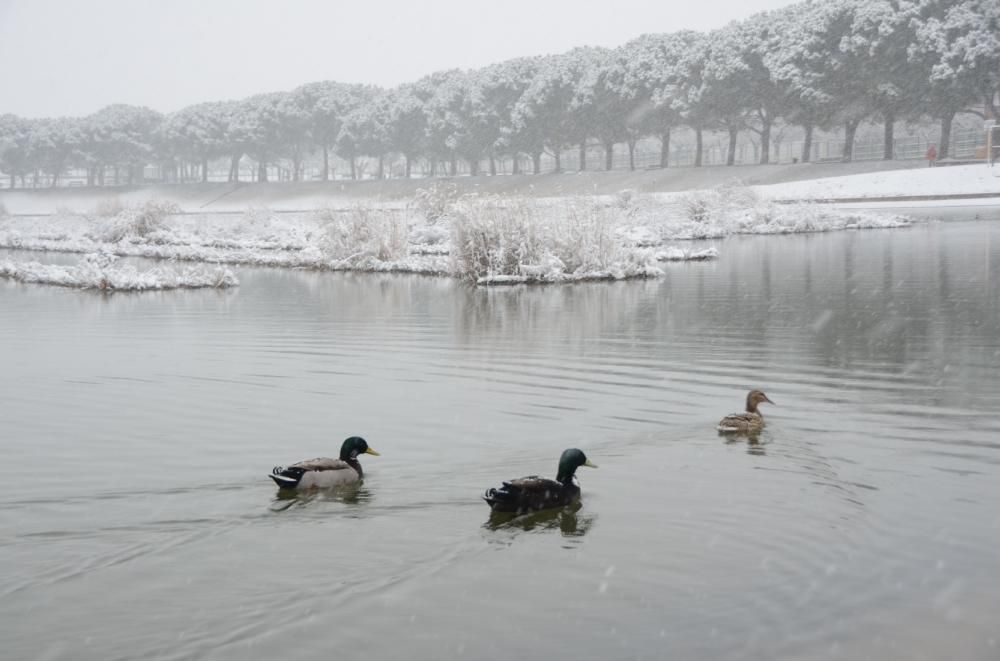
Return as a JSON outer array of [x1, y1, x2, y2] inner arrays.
[[0, 170, 925, 286]]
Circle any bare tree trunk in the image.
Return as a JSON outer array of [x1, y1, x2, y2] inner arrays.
[[532, 152, 541, 175], [759, 116, 771, 164], [449, 155, 457, 176], [468, 157, 479, 177], [229, 155, 240, 182], [258, 160, 267, 182], [627, 139, 637, 171], [553, 151, 561, 172], [405, 154, 412, 178], [659, 128, 671, 168], [842, 119, 860, 162], [201, 157, 209, 183], [883, 111, 895, 160], [939, 110, 955, 159], [985, 91, 998, 121], [378, 155, 385, 179], [10, 172, 16, 189], [293, 157, 302, 182], [322, 146, 330, 181], [51, 171, 59, 188], [727, 127, 738, 166], [511, 155, 520, 175], [350, 157, 357, 180], [801, 124, 813, 163], [694, 128, 703, 167], [489, 155, 496, 176], [579, 141, 587, 171]]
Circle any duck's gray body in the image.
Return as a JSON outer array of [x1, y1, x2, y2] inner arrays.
[[270, 457, 363, 489], [270, 437, 378, 490]]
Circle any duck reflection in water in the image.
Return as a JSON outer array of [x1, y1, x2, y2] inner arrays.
[[485, 501, 595, 538], [269, 484, 373, 512], [720, 430, 768, 456]]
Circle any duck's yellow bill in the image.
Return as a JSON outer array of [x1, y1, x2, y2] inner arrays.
[[584, 459, 598, 468], [365, 448, 381, 456]]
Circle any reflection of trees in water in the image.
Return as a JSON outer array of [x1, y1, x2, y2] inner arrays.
[[684, 227, 999, 395], [453, 280, 662, 352], [256, 225, 998, 411]]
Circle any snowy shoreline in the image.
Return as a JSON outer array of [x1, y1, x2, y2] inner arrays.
[[0, 184, 914, 287], [0, 252, 238, 291]]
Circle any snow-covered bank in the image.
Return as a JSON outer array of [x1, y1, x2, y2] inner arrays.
[[0, 188, 912, 285], [0, 160, 950, 216], [0, 253, 238, 291], [757, 163, 1000, 201]]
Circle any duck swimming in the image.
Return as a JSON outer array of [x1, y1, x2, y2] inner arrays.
[[483, 448, 597, 514], [270, 436, 380, 489], [717, 390, 775, 433]]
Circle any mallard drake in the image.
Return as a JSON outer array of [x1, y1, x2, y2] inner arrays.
[[483, 448, 597, 514], [270, 436, 380, 489], [717, 390, 775, 433]]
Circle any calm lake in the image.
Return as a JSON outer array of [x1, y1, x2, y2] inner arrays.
[[2, 219, 999, 661]]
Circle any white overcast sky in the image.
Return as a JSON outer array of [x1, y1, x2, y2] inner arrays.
[[1, 0, 796, 118]]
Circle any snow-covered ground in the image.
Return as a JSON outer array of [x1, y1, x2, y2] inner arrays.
[[0, 252, 237, 291], [0, 187, 912, 285], [757, 163, 1000, 200]]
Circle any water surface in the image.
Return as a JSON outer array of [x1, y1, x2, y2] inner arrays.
[[2, 220, 999, 660]]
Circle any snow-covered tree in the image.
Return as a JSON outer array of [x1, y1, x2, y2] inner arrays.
[[474, 56, 541, 174], [161, 102, 232, 182], [911, 0, 1000, 157], [0, 115, 34, 188], [86, 104, 163, 184], [619, 31, 703, 168], [384, 84, 427, 178], [290, 81, 368, 181], [336, 87, 387, 179], [512, 48, 605, 172], [32, 117, 86, 186]]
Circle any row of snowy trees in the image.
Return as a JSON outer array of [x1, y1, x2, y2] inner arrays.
[[2, 0, 997, 188]]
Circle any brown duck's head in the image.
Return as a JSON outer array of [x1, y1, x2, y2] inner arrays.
[[746, 390, 775, 412]]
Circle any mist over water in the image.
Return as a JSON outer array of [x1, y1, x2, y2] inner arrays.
[[2, 219, 999, 659]]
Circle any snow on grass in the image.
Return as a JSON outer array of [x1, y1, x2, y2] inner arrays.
[[655, 246, 719, 262], [86, 200, 181, 243], [638, 185, 911, 240], [0, 185, 913, 286], [450, 195, 661, 284], [0, 252, 238, 291], [757, 163, 1000, 200]]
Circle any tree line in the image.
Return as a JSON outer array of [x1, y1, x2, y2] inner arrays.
[[1, 0, 996, 188]]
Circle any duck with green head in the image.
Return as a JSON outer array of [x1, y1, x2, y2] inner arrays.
[[483, 448, 597, 514], [717, 390, 775, 433], [270, 436, 380, 489]]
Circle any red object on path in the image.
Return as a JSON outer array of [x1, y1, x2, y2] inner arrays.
[[926, 144, 938, 166]]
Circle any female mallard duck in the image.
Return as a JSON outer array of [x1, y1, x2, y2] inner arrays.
[[717, 390, 775, 433], [270, 436, 380, 489], [483, 448, 597, 514]]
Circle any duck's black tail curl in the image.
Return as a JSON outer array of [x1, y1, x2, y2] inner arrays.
[[270, 466, 306, 488], [483, 482, 519, 512]]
